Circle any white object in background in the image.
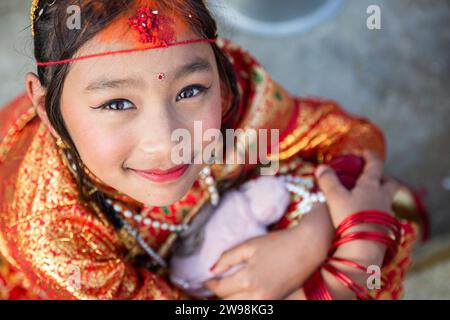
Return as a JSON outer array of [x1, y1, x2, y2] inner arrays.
[[442, 176, 450, 191], [208, 0, 344, 37]]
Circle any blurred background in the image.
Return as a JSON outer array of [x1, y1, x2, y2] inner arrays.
[[0, 0, 449, 298]]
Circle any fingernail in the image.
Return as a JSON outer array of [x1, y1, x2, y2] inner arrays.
[[209, 263, 217, 272]]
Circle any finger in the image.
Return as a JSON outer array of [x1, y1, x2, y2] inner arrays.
[[210, 242, 254, 275], [358, 150, 384, 184], [204, 268, 248, 297], [382, 177, 401, 200], [315, 165, 348, 198]]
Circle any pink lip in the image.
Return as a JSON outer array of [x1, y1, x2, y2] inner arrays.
[[132, 164, 190, 183]]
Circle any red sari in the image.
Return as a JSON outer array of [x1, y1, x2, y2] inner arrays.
[[0, 39, 425, 300]]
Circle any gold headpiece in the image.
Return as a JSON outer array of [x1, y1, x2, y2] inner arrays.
[[30, 0, 40, 36]]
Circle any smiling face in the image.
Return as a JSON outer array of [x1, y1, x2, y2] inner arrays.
[[58, 25, 222, 206]]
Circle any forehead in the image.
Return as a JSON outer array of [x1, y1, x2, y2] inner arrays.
[[68, 41, 215, 87], [66, 0, 213, 84]]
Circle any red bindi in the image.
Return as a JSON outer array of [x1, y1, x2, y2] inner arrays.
[[157, 72, 165, 81]]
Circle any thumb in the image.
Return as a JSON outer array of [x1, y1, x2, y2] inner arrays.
[[315, 165, 347, 199]]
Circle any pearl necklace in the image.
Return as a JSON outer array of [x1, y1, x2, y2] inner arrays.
[[280, 175, 326, 216], [199, 166, 220, 206], [105, 198, 189, 233]]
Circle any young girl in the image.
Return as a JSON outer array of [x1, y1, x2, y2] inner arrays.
[[0, 0, 425, 300]]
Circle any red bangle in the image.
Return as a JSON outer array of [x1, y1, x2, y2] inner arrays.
[[331, 231, 395, 250], [304, 256, 391, 300], [332, 210, 402, 266], [335, 210, 401, 239], [321, 262, 373, 300], [305, 211, 402, 300], [327, 257, 390, 288], [327, 257, 367, 272], [329, 231, 398, 263], [304, 269, 333, 300]]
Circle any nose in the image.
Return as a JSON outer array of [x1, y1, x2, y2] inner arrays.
[[135, 103, 181, 163]]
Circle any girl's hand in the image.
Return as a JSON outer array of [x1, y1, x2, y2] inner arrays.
[[315, 150, 399, 228], [204, 203, 334, 300], [284, 150, 401, 300]]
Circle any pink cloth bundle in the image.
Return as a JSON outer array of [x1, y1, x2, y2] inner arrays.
[[170, 176, 291, 298]]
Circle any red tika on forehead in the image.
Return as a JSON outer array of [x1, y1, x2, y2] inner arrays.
[[129, 6, 175, 46], [35, 1, 216, 67]]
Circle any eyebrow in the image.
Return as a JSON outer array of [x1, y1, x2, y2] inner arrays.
[[84, 77, 144, 92], [84, 57, 213, 92], [173, 56, 213, 79]]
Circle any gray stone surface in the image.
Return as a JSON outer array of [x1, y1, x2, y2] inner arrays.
[[0, 0, 449, 298], [404, 233, 450, 299], [0, 0, 35, 105]]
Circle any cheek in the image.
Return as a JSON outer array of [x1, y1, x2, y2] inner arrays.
[[77, 129, 130, 174], [61, 105, 132, 179], [201, 90, 223, 132]]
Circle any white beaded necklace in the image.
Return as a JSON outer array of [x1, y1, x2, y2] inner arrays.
[[280, 175, 326, 216], [199, 166, 220, 206]]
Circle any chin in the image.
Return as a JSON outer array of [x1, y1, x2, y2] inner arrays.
[[131, 179, 195, 206], [135, 190, 187, 207]]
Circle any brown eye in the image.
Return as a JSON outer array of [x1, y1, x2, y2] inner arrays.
[[176, 85, 208, 102], [96, 99, 135, 111]]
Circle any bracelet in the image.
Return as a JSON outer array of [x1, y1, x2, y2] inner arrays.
[[332, 210, 402, 266], [329, 231, 398, 265], [321, 262, 373, 300], [327, 257, 390, 288], [335, 210, 401, 241], [304, 211, 402, 300], [304, 257, 389, 300], [304, 269, 333, 300], [303, 261, 373, 300]]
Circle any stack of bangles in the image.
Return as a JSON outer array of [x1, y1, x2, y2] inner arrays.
[[304, 210, 402, 300]]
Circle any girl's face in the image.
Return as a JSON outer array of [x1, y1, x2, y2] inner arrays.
[[59, 27, 222, 206]]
